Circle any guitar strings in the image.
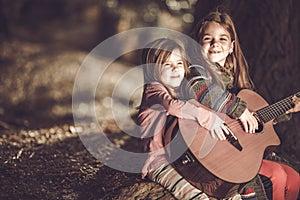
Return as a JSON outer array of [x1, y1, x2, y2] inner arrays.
[[256, 95, 294, 122], [219, 93, 299, 132]]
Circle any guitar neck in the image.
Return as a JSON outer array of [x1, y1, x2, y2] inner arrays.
[[256, 92, 300, 123]]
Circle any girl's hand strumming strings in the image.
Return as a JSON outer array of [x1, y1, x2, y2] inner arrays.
[[239, 108, 258, 134], [209, 115, 231, 140]]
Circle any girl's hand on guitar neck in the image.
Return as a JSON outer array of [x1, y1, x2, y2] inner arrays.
[[286, 95, 300, 114], [239, 108, 258, 134]]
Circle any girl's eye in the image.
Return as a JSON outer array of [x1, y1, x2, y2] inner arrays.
[[220, 37, 228, 41], [202, 37, 211, 42], [163, 63, 171, 68], [177, 61, 184, 66]]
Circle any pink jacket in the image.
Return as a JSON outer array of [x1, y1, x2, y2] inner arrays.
[[137, 82, 221, 177]]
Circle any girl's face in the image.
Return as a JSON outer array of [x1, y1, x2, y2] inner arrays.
[[200, 21, 234, 67], [160, 48, 185, 88]]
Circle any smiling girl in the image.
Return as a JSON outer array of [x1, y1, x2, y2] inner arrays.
[[137, 38, 232, 199], [185, 10, 300, 199]]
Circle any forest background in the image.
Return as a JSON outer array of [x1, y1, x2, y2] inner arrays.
[[0, 0, 299, 199]]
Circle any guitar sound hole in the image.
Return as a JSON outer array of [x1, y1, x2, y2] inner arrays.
[[252, 112, 264, 134], [254, 121, 264, 134]]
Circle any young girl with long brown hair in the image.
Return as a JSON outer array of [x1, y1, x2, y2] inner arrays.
[[137, 38, 234, 199], [187, 10, 300, 200]]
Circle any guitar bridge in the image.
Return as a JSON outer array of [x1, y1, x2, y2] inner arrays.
[[225, 124, 243, 151]]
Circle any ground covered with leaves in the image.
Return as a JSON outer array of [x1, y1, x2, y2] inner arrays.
[[0, 123, 175, 200]]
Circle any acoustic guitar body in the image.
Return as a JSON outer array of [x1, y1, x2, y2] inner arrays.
[[177, 89, 281, 184]]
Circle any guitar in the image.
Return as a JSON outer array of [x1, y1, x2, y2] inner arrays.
[[177, 89, 299, 183]]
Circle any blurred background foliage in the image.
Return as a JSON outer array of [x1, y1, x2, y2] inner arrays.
[[0, 0, 199, 51]]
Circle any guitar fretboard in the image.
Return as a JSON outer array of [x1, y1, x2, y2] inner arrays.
[[256, 92, 300, 123]]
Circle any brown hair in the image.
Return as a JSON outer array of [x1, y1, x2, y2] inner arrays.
[[141, 38, 189, 86], [192, 11, 255, 91]]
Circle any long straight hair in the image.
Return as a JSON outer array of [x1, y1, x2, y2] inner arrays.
[[192, 11, 255, 91]]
